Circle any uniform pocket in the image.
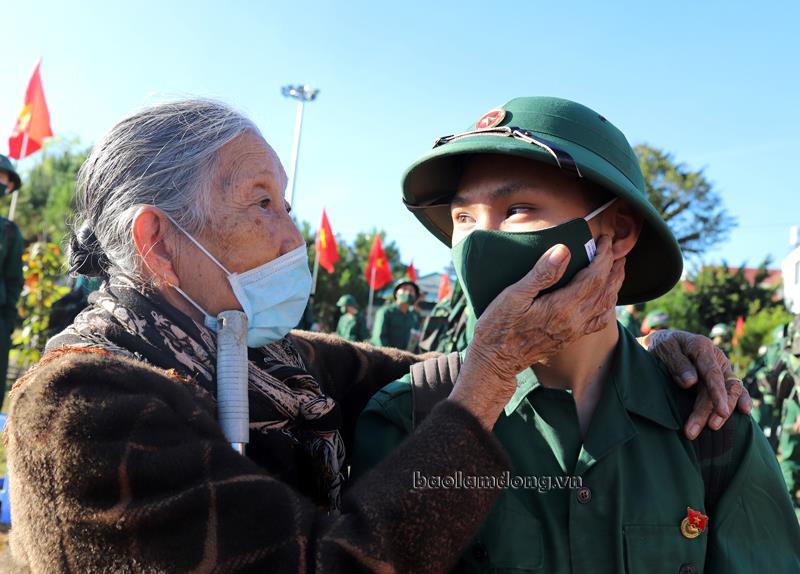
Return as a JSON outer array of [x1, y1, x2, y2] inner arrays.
[[467, 501, 544, 573], [624, 524, 706, 574]]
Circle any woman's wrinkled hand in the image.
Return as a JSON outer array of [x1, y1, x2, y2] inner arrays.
[[451, 235, 624, 429], [641, 329, 752, 439]]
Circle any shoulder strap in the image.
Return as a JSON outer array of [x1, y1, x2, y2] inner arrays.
[[675, 387, 738, 512], [410, 352, 462, 428]]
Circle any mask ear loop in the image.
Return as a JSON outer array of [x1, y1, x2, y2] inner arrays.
[[145, 216, 218, 323], [585, 197, 618, 222], [163, 213, 233, 276]]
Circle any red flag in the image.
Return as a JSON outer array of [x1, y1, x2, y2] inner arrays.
[[9, 60, 53, 159], [732, 316, 745, 347], [365, 235, 393, 290], [316, 209, 340, 273], [407, 261, 418, 282], [437, 274, 451, 301]]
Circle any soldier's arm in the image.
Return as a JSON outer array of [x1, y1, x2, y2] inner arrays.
[[350, 379, 413, 482], [704, 414, 800, 573], [371, 306, 390, 346]]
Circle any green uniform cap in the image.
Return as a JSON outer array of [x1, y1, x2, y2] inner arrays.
[[645, 309, 670, 329], [393, 279, 420, 300], [336, 294, 358, 310], [710, 323, 731, 338], [402, 96, 683, 304], [0, 154, 22, 191]]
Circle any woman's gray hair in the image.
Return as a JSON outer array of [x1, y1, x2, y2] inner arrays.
[[69, 98, 259, 279]]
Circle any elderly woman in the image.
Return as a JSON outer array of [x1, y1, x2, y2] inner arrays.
[[3, 100, 745, 574]]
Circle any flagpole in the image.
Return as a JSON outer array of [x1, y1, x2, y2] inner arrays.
[[311, 243, 321, 296], [366, 266, 377, 329], [8, 133, 28, 221]]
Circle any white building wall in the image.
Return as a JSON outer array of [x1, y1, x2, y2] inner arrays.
[[783, 242, 800, 313]]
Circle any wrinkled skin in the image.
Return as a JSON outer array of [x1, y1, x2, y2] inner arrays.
[[643, 329, 751, 438]]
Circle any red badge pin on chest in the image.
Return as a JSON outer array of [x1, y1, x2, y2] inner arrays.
[[475, 108, 506, 130], [680, 507, 708, 539]]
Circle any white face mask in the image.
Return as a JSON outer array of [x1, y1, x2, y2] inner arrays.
[[166, 216, 312, 348]]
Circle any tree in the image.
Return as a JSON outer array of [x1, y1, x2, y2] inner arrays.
[[643, 258, 788, 373], [0, 138, 88, 245], [636, 144, 735, 257]]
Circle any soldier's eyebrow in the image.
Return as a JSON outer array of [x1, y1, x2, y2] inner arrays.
[[451, 182, 537, 208]]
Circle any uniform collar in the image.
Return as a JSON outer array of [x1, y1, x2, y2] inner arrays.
[[503, 323, 680, 431]]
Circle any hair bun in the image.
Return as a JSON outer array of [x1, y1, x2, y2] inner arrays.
[[68, 224, 110, 277]]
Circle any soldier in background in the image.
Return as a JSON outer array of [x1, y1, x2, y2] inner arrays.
[[417, 281, 475, 354], [710, 322, 733, 356], [370, 279, 420, 350], [335, 294, 368, 342], [641, 309, 670, 334], [0, 154, 25, 407], [775, 317, 800, 509], [618, 303, 645, 336]]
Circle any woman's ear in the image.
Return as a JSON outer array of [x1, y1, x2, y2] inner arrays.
[[604, 200, 643, 259], [132, 206, 181, 287]]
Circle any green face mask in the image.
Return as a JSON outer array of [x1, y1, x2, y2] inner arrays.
[[397, 291, 415, 304], [451, 199, 615, 318]]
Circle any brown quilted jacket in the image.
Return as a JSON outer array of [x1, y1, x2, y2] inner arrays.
[[2, 332, 510, 573]]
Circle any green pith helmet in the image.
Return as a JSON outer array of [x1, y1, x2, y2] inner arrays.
[[0, 154, 22, 191], [393, 279, 420, 300], [710, 323, 731, 339], [644, 310, 670, 330], [401, 96, 683, 304], [336, 294, 358, 310]]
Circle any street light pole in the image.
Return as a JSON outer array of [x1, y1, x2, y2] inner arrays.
[[281, 84, 319, 211]]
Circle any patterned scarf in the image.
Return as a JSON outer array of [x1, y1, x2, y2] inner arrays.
[[47, 274, 345, 511]]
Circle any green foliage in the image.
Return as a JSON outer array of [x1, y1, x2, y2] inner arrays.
[[300, 221, 410, 330], [644, 258, 787, 373], [0, 138, 88, 245], [636, 144, 736, 256], [10, 242, 70, 372]]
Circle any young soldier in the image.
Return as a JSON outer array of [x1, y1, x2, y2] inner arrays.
[[335, 294, 369, 342], [0, 154, 25, 404], [370, 279, 421, 350], [352, 97, 800, 572]]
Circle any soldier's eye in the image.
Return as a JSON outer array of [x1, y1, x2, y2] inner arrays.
[[454, 212, 474, 224], [508, 206, 532, 217]]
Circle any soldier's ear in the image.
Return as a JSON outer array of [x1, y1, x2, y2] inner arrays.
[[605, 200, 642, 260]]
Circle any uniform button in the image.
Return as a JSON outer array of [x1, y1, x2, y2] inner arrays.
[[576, 486, 592, 504], [472, 541, 488, 563], [679, 563, 698, 574]]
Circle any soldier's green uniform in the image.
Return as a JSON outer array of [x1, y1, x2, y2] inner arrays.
[[353, 326, 800, 573], [370, 280, 420, 350], [417, 281, 475, 353], [335, 294, 368, 342], [370, 304, 419, 350], [0, 155, 25, 406], [746, 329, 784, 440], [353, 97, 800, 572], [775, 319, 800, 507]]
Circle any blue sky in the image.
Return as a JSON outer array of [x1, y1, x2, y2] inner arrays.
[[3, 0, 798, 277]]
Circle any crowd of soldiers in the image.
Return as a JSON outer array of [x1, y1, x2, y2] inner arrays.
[[744, 318, 800, 509]]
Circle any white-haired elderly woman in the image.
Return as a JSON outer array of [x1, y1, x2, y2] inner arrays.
[[3, 100, 746, 574]]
